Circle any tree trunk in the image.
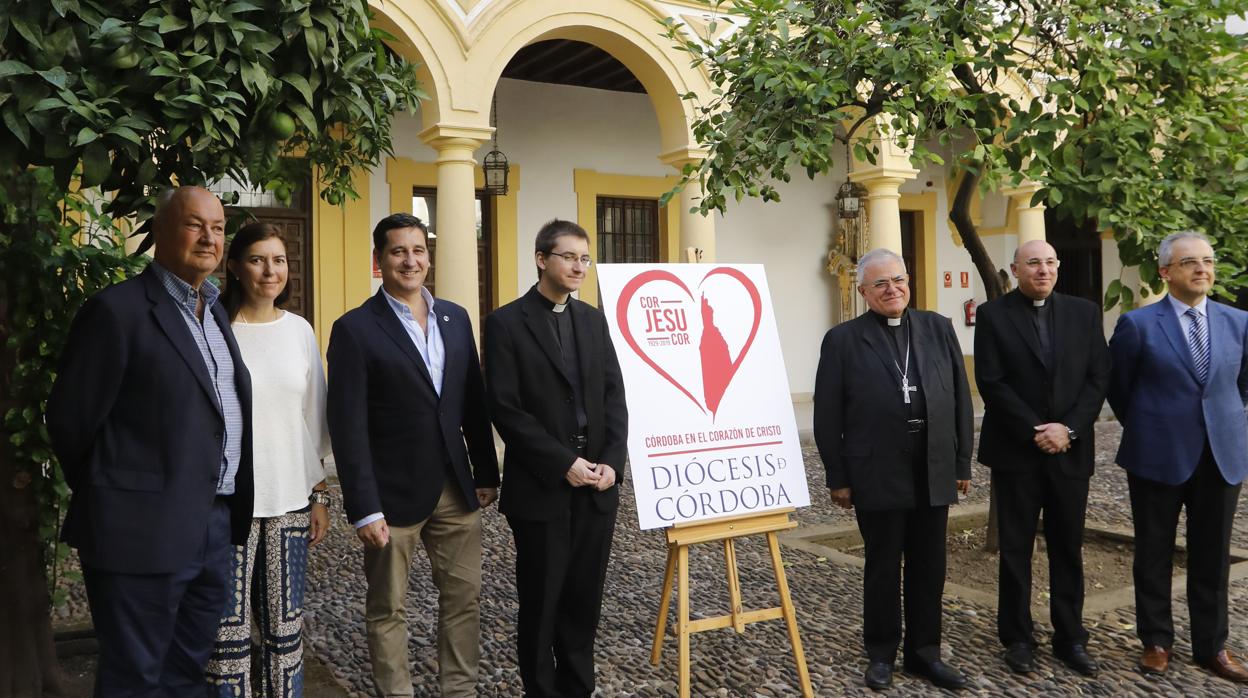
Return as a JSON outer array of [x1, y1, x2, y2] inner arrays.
[[950, 170, 1006, 303], [0, 277, 63, 697], [947, 169, 1006, 553]]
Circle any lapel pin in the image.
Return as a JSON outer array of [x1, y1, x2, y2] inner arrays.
[[442, 315, 449, 322]]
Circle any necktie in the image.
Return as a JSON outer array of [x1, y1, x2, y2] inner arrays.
[[1186, 308, 1210, 382]]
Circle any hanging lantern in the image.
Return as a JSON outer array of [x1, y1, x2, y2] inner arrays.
[[484, 93, 509, 197], [836, 179, 866, 219], [483, 148, 509, 196]]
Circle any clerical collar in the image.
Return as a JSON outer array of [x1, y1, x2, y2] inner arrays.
[[1032, 297, 1047, 308], [869, 309, 906, 328], [532, 286, 571, 313]]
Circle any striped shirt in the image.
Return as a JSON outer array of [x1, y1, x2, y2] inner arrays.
[[150, 262, 243, 495]]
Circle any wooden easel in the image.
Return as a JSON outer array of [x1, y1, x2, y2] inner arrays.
[[650, 507, 813, 697]]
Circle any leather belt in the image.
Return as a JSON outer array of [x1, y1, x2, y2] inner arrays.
[[906, 418, 927, 434], [570, 434, 588, 451]]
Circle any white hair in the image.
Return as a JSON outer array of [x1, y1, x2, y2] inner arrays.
[[856, 248, 907, 282], [1158, 230, 1213, 266]]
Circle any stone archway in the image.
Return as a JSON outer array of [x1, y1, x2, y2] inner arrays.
[[470, 2, 719, 266]]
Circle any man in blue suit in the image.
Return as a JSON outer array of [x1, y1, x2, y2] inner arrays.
[[1108, 230, 1248, 682], [327, 213, 499, 697], [47, 186, 254, 695]]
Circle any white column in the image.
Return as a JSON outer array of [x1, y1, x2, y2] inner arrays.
[[421, 125, 491, 336], [1003, 182, 1046, 243], [660, 149, 716, 262]]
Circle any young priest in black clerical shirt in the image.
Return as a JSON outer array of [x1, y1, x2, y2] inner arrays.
[[484, 219, 628, 698]]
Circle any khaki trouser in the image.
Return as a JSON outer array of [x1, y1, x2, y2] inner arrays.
[[363, 480, 482, 697]]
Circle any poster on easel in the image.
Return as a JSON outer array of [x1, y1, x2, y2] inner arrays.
[[596, 264, 810, 530]]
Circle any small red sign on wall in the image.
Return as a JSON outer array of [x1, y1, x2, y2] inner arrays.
[[960, 272, 970, 288], [943, 272, 952, 288]]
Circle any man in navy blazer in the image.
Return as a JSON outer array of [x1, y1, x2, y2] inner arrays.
[[1108, 231, 1248, 682], [47, 186, 254, 695], [327, 213, 499, 697]]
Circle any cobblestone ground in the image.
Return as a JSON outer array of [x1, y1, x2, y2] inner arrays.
[[298, 421, 1248, 695]]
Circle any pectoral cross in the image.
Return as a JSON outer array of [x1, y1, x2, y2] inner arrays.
[[901, 377, 917, 404]]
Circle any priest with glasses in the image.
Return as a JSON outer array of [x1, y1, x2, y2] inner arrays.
[[814, 248, 974, 691]]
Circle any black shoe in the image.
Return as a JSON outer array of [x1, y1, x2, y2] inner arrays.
[[864, 661, 893, 690], [1003, 643, 1036, 674], [1055, 644, 1099, 677], [904, 658, 968, 690]]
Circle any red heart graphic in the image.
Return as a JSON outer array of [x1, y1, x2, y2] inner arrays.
[[615, 267, 762, 419]]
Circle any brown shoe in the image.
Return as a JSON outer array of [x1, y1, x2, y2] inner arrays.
[[1139, 646, 1170, 674], [1202, 650, 1248, 683]]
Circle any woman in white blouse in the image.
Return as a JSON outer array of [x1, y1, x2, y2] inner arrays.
[[206, 222, 332, 697]]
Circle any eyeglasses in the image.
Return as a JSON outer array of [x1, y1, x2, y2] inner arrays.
[[544, 251, 593, 267], [1022, 258, 1061, 269], [1168, 256, 1216, 270], [868, 275, 909, 290]]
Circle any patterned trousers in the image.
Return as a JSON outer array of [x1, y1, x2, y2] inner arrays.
[[206, 508, 311, 697]]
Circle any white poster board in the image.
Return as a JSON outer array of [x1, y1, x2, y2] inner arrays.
[[597, 264, 810, 530]]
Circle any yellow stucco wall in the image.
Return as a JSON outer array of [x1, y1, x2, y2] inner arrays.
[[899, 191, 938, 310], [311, 167, 372, 350], [573, 168, 681, 306]]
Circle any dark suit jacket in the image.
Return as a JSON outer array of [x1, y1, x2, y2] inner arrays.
[[326, 290, 499, 527], [813, 309, 973, 511], [975, 290, 1110, 478], [46, 267, 254, 575], [1108, 298, 1248, 486], [484, 287, 628, 521]]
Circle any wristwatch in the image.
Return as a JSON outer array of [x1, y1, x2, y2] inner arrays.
[[309, 488, 331, 507], [1065, 426, 1077, 441]]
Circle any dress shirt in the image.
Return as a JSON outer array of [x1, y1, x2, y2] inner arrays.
[[383, 286, 445, 396], [150, 262, 243, 495], [1167, 293, 1209, 330]]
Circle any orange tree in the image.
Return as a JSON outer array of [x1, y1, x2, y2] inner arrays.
[[0, 1, 422, 694], [666, 0, 1248, 305]]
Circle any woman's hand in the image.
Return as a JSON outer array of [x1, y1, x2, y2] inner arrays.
[[309, 502, 330, 546]]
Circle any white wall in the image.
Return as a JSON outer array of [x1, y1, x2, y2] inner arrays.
[[368, 79, 669, 297], [716, 171, 842, 400], [364, 81, 1018, 403], [494, 78, 672, 296]]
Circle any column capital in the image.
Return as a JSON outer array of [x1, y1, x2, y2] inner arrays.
[[849, 167, 920, 187], [658, 147, 710, 170], [418, 123, 492, 150], [1001, 181, 1045, 209]]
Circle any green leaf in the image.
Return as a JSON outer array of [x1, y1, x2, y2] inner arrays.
[[3, 107, 30, 147], [0, 60, 34, 78], [305, 28, 326, 63], [158, 15, 189, 33], [11, 14, 43, 49], [287, 102, 317, 133], [75, 127, 98, 146], [36, 67, 69, 89], [281, 73, 314, 106], [107, 125, 142, 145], [81, 141, 111, 187]]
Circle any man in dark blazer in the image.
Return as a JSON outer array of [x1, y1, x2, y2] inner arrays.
[[1108, 231, 1248, 682], [47, 186, 254, 695], [975, 239, 1109, 677], [814, 248, 973, 691], [326, 213, 499, 697], [484, 219, 627, 698]]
